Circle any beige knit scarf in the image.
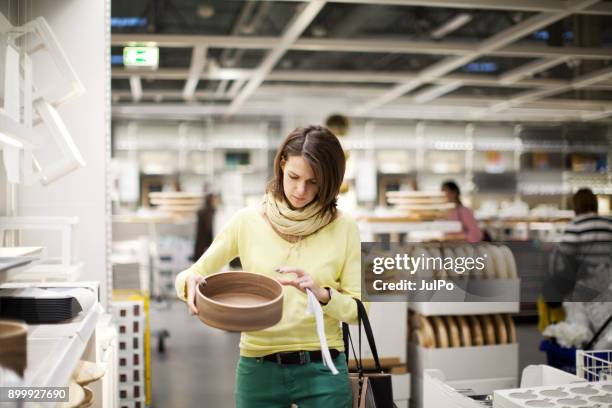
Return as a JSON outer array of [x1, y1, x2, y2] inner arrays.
[[263, 191, 333, 237]]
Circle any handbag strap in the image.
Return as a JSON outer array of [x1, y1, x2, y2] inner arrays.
[[342, 299, 384, 373], [355, 299, 383, 372]]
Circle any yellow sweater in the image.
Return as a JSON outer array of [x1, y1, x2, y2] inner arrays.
[[175, 206, 361, 357]]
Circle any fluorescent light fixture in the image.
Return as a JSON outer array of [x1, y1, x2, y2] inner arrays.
[[111, 55, 124, 65], [111, 17, 148, 28], [463, 62, 497, 73], [431, 13, 472, 39]]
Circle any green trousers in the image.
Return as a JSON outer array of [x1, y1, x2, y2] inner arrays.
[[235, 353, 352, 408]]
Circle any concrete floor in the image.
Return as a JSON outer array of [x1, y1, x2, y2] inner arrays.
[[149, 301, 547, 407], [149, 300, 240, 408]]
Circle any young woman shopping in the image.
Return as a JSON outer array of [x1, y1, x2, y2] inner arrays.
[[175, 125, 361, 407]]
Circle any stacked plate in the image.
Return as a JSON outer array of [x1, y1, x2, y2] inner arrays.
[[494, 383, 612, 408], [410, 311, 517, 349], [149, 192, 202, 215], [385, 191, 454, 220], [0, 289, 84, 324]]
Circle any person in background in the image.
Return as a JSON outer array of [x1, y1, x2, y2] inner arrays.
[[193, 192, 219, 261], [540, 188, 612, 347], [441, 180, 483, 243], [543, 188, 612, 303]]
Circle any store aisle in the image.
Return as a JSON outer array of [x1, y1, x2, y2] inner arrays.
[[516, 323, 547, 373], [149, 300, 240, 408]]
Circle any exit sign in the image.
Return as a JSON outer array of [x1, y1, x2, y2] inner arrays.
[[123, 46, 159, 68]]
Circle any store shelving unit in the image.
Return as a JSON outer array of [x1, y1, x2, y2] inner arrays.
[[0, 281, 107, 396], [358, 218, 462, 241]]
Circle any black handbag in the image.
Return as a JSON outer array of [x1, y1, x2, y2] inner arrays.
[[343, 299, 395, 408]]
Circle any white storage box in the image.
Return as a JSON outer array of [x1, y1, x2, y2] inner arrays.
[[115, 317, 145, 337], [111, 300, 145, 320], [117, 352, 144, 371], [519, 364, 584, 388], [421, 370, 517, 408], [118, 383, 144, 401], [117, 336, 143, 354], [409, 279, 520, 316], [410, 343, 518, 381], [118, 367, 144, 384]]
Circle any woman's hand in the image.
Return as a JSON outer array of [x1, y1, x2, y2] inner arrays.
[[186, 274, 206, 315], [276, 267, 330, 304]]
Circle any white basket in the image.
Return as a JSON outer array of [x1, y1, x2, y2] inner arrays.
[[576, 349, 612, 382]]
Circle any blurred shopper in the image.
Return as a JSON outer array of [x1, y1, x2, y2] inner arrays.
[[441, 180, 483, 243], [192, 192, 219, 261], [544, 188, 612, 303], [176, 125, 359, 407], [540, 188, 612, 347]]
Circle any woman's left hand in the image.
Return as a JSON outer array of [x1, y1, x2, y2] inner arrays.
[[276, 267, 330, 304]]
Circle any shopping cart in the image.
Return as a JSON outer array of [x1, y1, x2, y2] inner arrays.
[[541, 314, 612, 375], [576, 349, 612, 382]]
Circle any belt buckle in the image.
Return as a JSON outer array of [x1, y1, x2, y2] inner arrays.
[[298, 351, 307, 364]]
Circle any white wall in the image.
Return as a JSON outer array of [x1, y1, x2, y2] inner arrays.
[[17, 0, 110, 305]]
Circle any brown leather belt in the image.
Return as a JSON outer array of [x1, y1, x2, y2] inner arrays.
[[260, 349, 340, 365]]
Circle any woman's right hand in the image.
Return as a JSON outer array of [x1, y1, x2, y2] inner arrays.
[[186, 274, 206, 315]]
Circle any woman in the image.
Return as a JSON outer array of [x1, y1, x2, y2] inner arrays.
[[441, 180, 483, 243], [175, 125, 360, 407]]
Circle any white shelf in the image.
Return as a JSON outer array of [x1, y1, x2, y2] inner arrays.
[[408, 278, 520, 316], [24, 302, 103, 387], [10, 261, 83, 282], [0, 246, 44, 258], [409, 300, 520, 316], [359, 220, 462, 235], [410, 343, 519, 382]]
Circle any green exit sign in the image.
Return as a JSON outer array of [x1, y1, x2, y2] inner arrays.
[[123, 46, 159, 68]]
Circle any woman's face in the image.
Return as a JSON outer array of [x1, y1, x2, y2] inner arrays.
[[442, 187, 456, 203], [281, 155, 319, 209]]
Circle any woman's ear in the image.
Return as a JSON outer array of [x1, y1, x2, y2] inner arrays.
[[280, 157, 286, 171]]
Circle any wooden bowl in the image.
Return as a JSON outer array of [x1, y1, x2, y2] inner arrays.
[[195, 271, 283, 332], [0, 319, 27, 377]]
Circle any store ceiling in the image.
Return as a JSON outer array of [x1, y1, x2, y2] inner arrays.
[[111, 0, 612, 123]]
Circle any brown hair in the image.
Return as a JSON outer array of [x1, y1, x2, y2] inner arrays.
[[268, 125, 345, 215], [573, 188, 598, 215]]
